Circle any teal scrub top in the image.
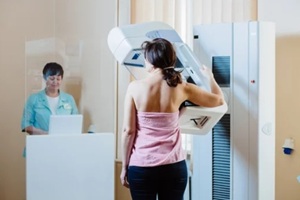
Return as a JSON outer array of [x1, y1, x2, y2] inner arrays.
[[21, 89, 79, 132]]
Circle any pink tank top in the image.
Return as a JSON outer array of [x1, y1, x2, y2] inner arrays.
[[129, 111, 186, 167]]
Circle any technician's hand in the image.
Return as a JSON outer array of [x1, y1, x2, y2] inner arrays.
[[120, 168, 130, 188]]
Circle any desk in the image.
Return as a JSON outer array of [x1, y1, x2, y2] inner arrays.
[[26, 133, 115, 200]]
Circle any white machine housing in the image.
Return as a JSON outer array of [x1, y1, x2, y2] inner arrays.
[[191, 21, 275, 200], [107, 21, 228, 135]]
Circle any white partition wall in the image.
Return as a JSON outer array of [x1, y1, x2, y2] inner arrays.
[[26, 133, 115, 200]]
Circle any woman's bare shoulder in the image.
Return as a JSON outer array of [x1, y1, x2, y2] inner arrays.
[[128, 79, 145, 87], [127, 79, 146, 92], [182, 81, 200, 90], [179, 81, 192, 91]]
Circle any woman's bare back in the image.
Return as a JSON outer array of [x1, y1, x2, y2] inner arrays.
[[129, 73, 187, 113]]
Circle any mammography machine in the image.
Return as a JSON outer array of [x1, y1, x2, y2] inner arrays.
[[108, 21, 275, 200], [107, 21, 228, 135]]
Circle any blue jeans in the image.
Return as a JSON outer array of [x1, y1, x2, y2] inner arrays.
[[128, 160, 188, 200]]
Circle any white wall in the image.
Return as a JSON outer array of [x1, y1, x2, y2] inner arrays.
[[258, 1, 300, 200], [258, 0, 300, 36]]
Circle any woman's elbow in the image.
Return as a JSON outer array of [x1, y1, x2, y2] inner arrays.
[[217, 96, 225, 106], [24, 126, 33, 135], [122, 127, 136, 136], [207, 96, 225, 107]]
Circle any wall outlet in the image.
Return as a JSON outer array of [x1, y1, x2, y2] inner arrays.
[[297, 175, 300, 183]]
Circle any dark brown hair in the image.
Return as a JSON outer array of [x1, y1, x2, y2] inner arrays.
[[42, 62, 64, 80], [142, 38, 182, 87]]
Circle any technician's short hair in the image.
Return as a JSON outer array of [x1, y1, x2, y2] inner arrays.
[[42, 62, 64, 80]]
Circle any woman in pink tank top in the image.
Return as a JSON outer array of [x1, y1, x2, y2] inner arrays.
[[120, 38, 224, 200]]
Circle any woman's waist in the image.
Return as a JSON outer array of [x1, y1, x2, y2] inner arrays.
[[129, 145, 185, 167]]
